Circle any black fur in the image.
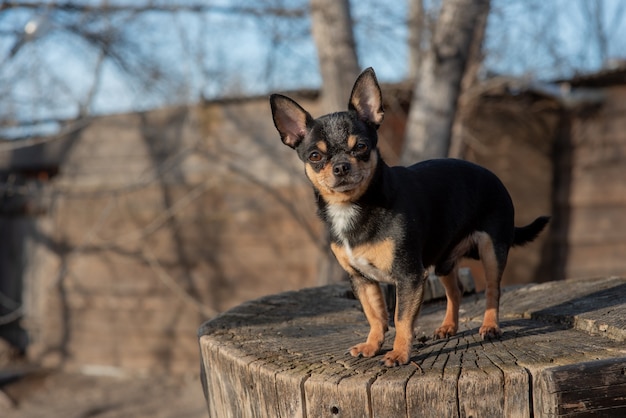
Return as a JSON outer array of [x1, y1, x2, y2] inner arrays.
[[270, 67, 550, 366]]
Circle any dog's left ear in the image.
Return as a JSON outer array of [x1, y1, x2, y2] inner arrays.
[[349, 67, 384, 127]]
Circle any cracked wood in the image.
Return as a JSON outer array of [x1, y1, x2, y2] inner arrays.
[[199, 277, 626, 417]]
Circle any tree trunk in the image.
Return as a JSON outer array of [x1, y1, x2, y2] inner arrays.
[[310, 0, 360, 112], [407, 0, 425, 83], [309, 0, 359, 284], [401, 0, 490, 165], [448, 1, 491, 158]]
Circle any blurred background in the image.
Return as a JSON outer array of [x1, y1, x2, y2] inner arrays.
[[1, 0, 625, 415]]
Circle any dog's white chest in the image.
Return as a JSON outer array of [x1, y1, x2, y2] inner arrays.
[[326, 203, 395, 284], [326, 203, 360, 240]]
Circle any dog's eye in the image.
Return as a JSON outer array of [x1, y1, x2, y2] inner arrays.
[[308, 151, 323, 162], [355, 143, 368, 153]]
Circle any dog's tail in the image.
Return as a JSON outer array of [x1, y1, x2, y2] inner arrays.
[[513, 216, 551, 247]]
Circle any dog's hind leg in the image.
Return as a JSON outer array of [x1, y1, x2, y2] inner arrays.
[[476, 232, 506, 339], [434, 266, 461, 339]]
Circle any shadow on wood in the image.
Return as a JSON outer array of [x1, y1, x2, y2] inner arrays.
[[198, 277, 626, 417]]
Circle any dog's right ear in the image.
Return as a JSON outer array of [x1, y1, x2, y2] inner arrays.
[[270, 94, 313, 149]]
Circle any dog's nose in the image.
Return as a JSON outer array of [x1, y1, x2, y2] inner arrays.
[[333, 162, 351, 177]]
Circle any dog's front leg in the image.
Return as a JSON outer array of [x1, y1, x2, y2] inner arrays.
[[383, 275, 425, 366], [349, 275, 389, 358]]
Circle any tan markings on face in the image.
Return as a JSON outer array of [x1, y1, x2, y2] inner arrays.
[[305, 162, 336, 200], [316, 141, 327, 153], [347, 135, 358, 149], [305, 151, 378, 204]]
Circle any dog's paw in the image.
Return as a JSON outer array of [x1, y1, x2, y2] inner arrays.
[[348, 342, 379, 358], [381, 349, 410, 367], [479, 324, 502, 340], [433, 324, 458, 340]]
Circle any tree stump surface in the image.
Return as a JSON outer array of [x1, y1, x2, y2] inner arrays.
[[198, 277, 626, 417]]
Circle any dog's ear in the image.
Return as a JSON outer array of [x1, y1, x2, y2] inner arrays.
[[349, 67, 384, 127], [270, 94, 313, 149]]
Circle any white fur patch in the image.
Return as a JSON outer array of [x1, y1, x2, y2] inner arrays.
[[327, 204, 395, 283], [349, 248, 394, 283], [326, 203, 359, 242]]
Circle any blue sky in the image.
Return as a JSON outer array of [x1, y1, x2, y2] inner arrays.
[[1, 0, 625, 138]]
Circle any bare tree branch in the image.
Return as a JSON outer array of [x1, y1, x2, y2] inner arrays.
[[143, 247, 218, 318], [1, 1, 307, 18], [310, 0, 360, 112]]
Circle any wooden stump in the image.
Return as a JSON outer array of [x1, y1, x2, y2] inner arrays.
[[198, 277, 626, 417]]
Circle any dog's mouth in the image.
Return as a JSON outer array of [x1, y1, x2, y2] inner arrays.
[[330, 174, 365, 193], [332, 182, 361, 192]]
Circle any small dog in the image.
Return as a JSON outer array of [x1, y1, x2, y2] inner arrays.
[[270, 68, 549, 366]]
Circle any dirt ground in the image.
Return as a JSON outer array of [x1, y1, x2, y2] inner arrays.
[[1, 370, 208, 418]]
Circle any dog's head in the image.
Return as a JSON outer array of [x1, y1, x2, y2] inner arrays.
[[270, 68, 384, 204]]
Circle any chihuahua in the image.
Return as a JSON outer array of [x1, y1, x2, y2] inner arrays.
[[270, 68, 549, 367]]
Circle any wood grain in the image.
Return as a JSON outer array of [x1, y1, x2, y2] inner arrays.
[[199, 277, 626, 417]]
